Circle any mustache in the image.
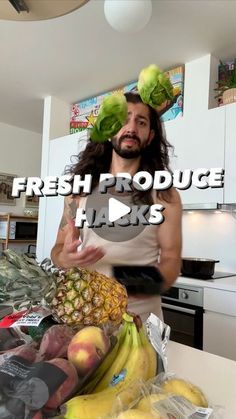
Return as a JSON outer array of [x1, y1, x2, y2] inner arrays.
[[119, 134, 141, 146]]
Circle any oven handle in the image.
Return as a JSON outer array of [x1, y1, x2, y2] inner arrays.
[[161, 302, 196, 315]]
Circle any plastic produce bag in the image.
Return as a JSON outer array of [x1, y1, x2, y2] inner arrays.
[[145, 313, 171, 374], [0, 327, 26, 352], [140, 373, 225, 419], [0, 354, 79, 419], [111, 374, 224, 419]]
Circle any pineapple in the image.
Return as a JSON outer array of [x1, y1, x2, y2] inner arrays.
[[50, 267, 128, 326]]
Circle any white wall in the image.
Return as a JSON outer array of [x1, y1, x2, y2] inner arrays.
[[0, 122, 42, 254], [183, 54, 219, 117], [38, 55, 236, 272], [48, 96, 70, 140], [0, 122, 42, 216], [182, 211, 236, 273]]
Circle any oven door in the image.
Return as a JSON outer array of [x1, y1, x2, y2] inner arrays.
[[161, 299, 203, 350]]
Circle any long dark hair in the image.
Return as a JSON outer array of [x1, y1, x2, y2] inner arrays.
[[66, 92, 174, 204]]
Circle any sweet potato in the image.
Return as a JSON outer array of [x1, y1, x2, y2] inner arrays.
[[38, 324, 75, 360], [43, 358, 79, 410]]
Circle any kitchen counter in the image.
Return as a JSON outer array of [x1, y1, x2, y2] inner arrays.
[[175, 275, 236, 292], [167, 340, 236, 418]]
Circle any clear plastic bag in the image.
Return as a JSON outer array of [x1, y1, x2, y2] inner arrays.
[[110, 373, 225, 419], [150, 372, 225, 419], [0, 353, 79, 419]]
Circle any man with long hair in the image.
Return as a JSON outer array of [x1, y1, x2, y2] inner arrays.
[[51, 92, 182, 320]]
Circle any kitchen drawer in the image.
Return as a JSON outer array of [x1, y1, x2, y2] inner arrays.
[[204, 288, 236, 317]]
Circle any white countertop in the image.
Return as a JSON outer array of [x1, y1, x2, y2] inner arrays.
[[175, 275, 236, 292], [167, 341, 236, 418]]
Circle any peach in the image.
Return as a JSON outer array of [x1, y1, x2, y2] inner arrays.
[[67, 326, 110, 377], [44, 358, 79, 410], [32, 412, 43, 419]]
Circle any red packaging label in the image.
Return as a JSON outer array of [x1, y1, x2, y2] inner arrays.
[[0, 310, 28, 328]]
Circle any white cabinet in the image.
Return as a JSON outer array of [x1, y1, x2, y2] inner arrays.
[[203, 312, 236, 361], [164, 107, 225, 204], [203, 288, 236, 361], [224, 102, 236, 203]]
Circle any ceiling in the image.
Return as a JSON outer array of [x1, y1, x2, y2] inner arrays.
[[1, 0, 236, 134]]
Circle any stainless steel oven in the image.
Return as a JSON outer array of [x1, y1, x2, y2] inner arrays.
[[161, 284, 204, 350]]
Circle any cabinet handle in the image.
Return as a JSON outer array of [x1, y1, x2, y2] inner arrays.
[[161, 302, 196, 315]]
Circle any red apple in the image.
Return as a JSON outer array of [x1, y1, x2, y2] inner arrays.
[[67, 326, 110, 377]]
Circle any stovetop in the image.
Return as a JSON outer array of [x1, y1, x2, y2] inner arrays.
[[182, 271, 236, 280], [211, 271, 236, 279]]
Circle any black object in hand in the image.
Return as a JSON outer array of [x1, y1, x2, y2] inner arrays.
[[112, 265, 164, 295]]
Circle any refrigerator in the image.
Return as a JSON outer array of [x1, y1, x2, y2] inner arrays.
[[37, 131, 88, 261]]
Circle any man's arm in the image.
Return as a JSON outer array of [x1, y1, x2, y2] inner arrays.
[[156, 188, 182, 290], [51, 195, 105, 269], [51, 195, 78, 267]]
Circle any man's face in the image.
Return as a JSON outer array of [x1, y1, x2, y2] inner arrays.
[[111, 102, 154, 159]]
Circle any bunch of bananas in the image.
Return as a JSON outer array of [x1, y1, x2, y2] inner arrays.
[[61, 313, 157, 419]]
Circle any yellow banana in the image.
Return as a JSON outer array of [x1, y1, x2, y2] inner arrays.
[[78, 334, 120, 395], [62, 320, 149, 419], [116, 408, 159, 418], [78, 316, 129, 394], [61, 379, 143, 419], [79, 320, 129, 394], [119, 322, 150, 386], [137, 393, 167, 413], [139, 325, 157, 380], [93, 321, 132, 392], [161, 378, 208, 407]]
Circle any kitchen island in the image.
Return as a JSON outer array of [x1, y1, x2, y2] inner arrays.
[[167, 340, 236, 418]]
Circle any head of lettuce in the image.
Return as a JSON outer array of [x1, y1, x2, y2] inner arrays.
[[90, 93, 128, 143], [90, 64, 173, 143], [137, 64, 174, 109]]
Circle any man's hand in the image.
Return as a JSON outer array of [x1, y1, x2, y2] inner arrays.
[[57, 218, 105, 269]]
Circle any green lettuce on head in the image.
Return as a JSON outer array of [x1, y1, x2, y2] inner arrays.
[[137, 64, 174, 108], [90, 93, 128, 143]]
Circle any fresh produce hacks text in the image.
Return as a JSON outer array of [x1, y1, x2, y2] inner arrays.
[[12, 167, 224, 197]]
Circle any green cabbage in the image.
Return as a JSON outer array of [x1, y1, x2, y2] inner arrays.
[[90, 93, 128, 143], [137, 64, 174, 108]]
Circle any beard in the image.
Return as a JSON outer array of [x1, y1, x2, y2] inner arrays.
[[111, 134, 147, 159]]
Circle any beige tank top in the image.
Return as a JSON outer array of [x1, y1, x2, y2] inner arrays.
[[77, 191, 163, 321], [78, 193, 160, 278]]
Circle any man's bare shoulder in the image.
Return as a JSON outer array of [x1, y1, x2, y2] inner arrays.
[[168, 187, 182, 205], [155, 188, 182, 207]]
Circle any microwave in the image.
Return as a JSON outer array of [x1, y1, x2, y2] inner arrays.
[[0, 220, 38, 240], [15, 221, 38, 240]]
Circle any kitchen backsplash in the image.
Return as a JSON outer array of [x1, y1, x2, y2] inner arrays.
[[182, 211, 236, 273]]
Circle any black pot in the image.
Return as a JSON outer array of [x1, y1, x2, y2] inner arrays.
[[181, 258, 220, 279]]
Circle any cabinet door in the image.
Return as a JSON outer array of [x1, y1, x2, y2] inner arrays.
[[224, 102, 236, 203], [203, 288, 236, 360], [203, 311, 236, 361], [164, 107, 225, 204]]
